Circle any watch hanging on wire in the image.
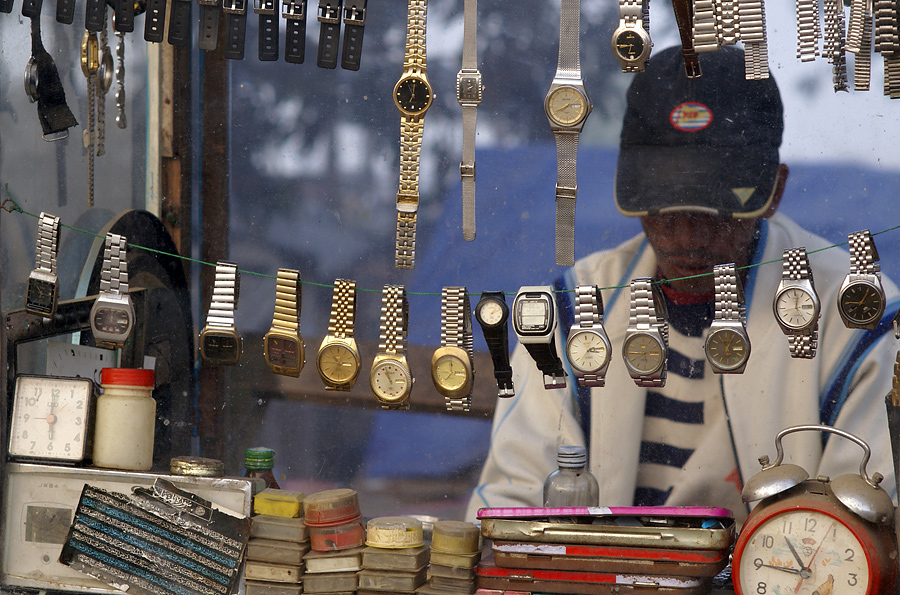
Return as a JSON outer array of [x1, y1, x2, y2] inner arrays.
[[544, 0, 591, 267], [456, 0, 482, 241], [316, 279, 361, 390], [90, 233, 135, 350], [432, 287, 475, 411], [370, 285, 414, 410], [198, 261, 242, 365], [704, 263, 751, 374], [263, 268, 305, 377], [837, 229, 886, 330], [773, 247, 820, 359], [513, 286, 566, 389], [25, 212, 61, 318], [622, 277, 668, 387], [393, 0, 432, 270], [565, 285, 611, 388], [611, 0, 652, 72], [474, 291, 514, 398]]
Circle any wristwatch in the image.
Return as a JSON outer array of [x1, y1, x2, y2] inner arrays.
[[611, 0, 653, 72], [223, 0, 250, 59], [513, 286, 566, 389], [773, 247, 821, 359], [340, 0, 367, 70], [316, 278, 361, 390], [565, 285, 612, 388], [254, 0, 279, 61], [622, 277, 669, 387], [90, 233, 135, 349], [282, 0, 307, 63], [393, 0, 432, 270], [837, 229, 886, 330], [704, 263, 751, 374], [432, 286, 475, 411], [457, 0, 482, 242], [474, 291, 514, 398], [316, 0, 342, 68], [370, 285, 414, 409], [263, 268, 305, 377], [199, 261, 242, 365], [545, 0, 591, 267], [25, 212, 61, 318]]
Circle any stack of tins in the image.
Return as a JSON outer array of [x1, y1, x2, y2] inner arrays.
[[244, 488, 309, 595], [417, 520, 482, 594], [358, 516, 429, 594], [302, 488, 367, 595]]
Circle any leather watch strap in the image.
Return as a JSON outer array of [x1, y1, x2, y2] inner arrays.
[[672, 0, 701, 76], [205, 261, 240, 330], [167, 0, 192, 46], [317, 0, 342, 68], [223, 0, 249, 59], [56, 0, 76, 23], [477, 292, 514, 397], [340, 0, 366, 70], [27, 17, 78, 140], [782, 247, 818, 359], [0, 0, 14, 14], [628, 278, 668, 387], [523, 341, 567, 387], [328, 279, 357, 338], [457, 0, 481, 242], [378, 285, 408, 356], [255, 0, 279, 60], [100, 233, 130, 297], [271, 269, 301, 331], [198, 0, 222, 51], [144, 0, 168, 41], [283, 0, 307, 63]]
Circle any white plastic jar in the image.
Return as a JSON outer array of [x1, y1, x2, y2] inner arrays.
[[92, 367, 156, 470]]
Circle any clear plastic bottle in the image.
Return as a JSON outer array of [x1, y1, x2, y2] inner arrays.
[[542, 445, 599, 507], [243, 446, 281, 489]]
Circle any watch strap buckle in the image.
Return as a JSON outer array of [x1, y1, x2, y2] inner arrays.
[[223, 0, 246, 14], [282, 0, 304, 18], [459, 161, 475, 180], [254, 0, 275, 15], [542, 373, 567, 390], [342, 1, 364, 25], [317, 0, 339, 23]]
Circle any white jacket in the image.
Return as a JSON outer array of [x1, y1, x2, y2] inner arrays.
[[466, 213, 899, 521]]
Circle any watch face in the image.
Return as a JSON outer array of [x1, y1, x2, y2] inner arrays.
[[25, 278, 58, 316], [370, 359, 412, 403], [613, 29, 646, 61], [92, 305, 133, 335], [775, 287, 819, 330], [515, 296, 552, 334], [566, 329, 610, 374], [395, 77, 432, 116], [546, 86, 589, 126], [735, 509, 870, 595], [317, 343, 360, 385], [201, 331, 242, 364], [265, 334, 303, 373], [457, 72, 483, 103], [839, 281, 884, 326], [8, 376, 93, 461], [433, 352, 470, 391], [622, 332, 665, 375], [705, 327, 750, 371], [477, 299, 506, 327]]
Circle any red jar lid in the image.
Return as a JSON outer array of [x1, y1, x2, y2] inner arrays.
[[101, 368, 155, 387]]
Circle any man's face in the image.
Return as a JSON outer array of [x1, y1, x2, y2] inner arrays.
[[640, 212, 761, 294]]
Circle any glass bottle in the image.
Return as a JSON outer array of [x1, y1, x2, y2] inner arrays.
[[542, 445, 599, 507], [244, 446, 281, 489]]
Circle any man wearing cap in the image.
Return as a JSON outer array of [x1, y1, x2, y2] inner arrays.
[[466, 46, 899, 524]]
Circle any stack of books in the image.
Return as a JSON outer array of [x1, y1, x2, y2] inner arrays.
[[302, 488, 367, 595], [417, 520, 481, 595], [358, 516, 429, 595], [244, 488, 309, 595]]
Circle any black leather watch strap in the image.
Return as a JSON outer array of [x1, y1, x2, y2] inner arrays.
[[167, 0, 192, 46], [0, 0, 14, 15], [144, 0, 167, 41], [340, 0, 365, 70], [476, 292, 515, 397], [28, 17, 78, 139], [21, 0, 43, 19], [84, 0, 105, 30], [223, 0, 249, 59], [198, 0, 221, 51], [316, 0, 342, 68], [523, 341, 566, 380], [113, 0, 135, 31], [283, 0, 307, 63], [255, 0, 279, 60], [55, 0, 75, 22]]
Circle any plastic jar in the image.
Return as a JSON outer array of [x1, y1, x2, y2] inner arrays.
[[92, 368, 156, 471]]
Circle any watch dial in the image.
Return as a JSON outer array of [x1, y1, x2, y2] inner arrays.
[[25, 279, 57, 315], [567, 330, 609, 373], [614, 29, 646, 60], [92, 306, 133, 334], [622, 333, 664, 374], [547, 86, 588, 126], [705, 328, 749, 371], [517, 297, 551, 332], [839, 282, 884, 325], [395, 78, 432, 115], [478, 300, 505, 326], [8, 376, 92, 461], [202, 332, 240, 363], [266, 335, 301, 369], [371, 360, 412, 402], [434, 353, 469, 391], [736, 509, 869, 595], [318, 344, 359, 384], [775, 288, 818, 330], [457, 73, 482, 103]]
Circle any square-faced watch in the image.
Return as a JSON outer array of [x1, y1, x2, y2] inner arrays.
[[432, 286, 475, 411], [705, 263, 751, 374], [773, 247, 820, 359], [513, 285, 566, 389], [316, 278, 361, 390], [837, 230, 886, 330], [370, 284, 413, 409], [90, 233, 135, 349], [25, 212, 61, 318], [565, 285, 612, 388], [264, 268, 305, 377], [622, 277, 669, 387], [199, 261, 242, 365], [456, 0, 482, 242]]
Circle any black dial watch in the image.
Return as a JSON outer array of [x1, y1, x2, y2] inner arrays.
[[25, 212, 61, 318], [475, 291, 514, 398], [611, 0, 653, 72], [837, 230, 886, 330], [513, 286, 566, 389], [199, 261, 242, 365], [90, 233, 135, 349]]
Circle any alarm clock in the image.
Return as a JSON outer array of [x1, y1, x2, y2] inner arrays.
[[732, 424, 898, 595]]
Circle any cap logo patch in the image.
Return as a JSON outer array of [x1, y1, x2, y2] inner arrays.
[[669, 102, 713, 132], [732, 187, 756, 205]]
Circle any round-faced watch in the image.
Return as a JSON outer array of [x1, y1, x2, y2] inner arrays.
[[370, 284, 414, 409], [474, 291, 514, 398], [611, 0, 652, 72], [431, 286, 475, 411], [546, 86, 589, 127], [316, 278, 361, 390], [513, 285, 566, 389], [622, 277, 668, 387], [90, 232, 135, 349], [837, 230, 886, 330], [565, 285, 611, 388], [705, 263, 751, 374], [773, 247, 821, 359]]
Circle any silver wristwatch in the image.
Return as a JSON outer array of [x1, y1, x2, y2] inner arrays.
[[370, 285, 414, 410], [432, 286, 475, 411], [837, 230, 886, 330], [773, 247, 820, 359], [565, 285, 612, 388], [611, 0, 653, 72], [90, 232, 135, 349], [199, 261, 242, 365], [622, 278, 669, 387], [705, 264, 751, 374], [456, 0, 482, 242], [25, 212, 61, 318]]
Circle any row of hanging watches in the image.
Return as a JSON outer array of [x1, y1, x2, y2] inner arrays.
[[517, 230, 891, 391]]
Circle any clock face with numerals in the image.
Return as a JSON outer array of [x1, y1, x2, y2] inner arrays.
[[395, 77, 433, 116], [8, 375, 93, 462], [477, 299, 506, 327]]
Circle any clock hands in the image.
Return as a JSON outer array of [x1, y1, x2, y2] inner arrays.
[[790, 521, 835, 593], [783, 537, 811, 580]]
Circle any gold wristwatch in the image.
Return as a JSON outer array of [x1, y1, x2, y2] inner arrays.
[[432, 286, 475, 411], [393, 0, 432, 270], [316, 278, 361, 390], [370, 284, 414, 409], [264, 268, 305, 377]]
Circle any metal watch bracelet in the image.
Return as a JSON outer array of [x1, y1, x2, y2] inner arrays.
[[205, 261, 239, 330], [100, 233, 130, 296], [628, 279, 668, 387], [783, 247, 818, 359], [328, 278, 357, 338], [441, 286, 474, 411], [572, 285, 607, 387], [271, 269, 301, 332]]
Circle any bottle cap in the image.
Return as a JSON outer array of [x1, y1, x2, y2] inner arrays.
[[365, 516, 424, 548], [170, 456, 225, 477], [304, 488, 361, 526], [430, 520, 480, 555], [556, 445, 588, 468], [100, 367, 155, 388], [245, 447, 276, 471]]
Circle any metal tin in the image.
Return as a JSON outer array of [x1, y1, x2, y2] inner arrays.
[[431, 519, 480, 554], [362, 545, 430, 571], [309, 516, 366, 551], [428, 562, 477, 580], [246, 538, 310, 565], [243, 560, 302, 584], [251, 514, 309, 542], [302, 571, 359, 593], [429, 549, 482, 569], [304, 488, 361, 526], [358, 567, 427, 591], [366, 516, 424, 548], [169, 455, 225, 477], [244, 580, 303, 595], [303, 545, 366, 573]]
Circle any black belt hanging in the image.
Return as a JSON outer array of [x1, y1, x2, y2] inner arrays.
[[26, 16, 78, 140]]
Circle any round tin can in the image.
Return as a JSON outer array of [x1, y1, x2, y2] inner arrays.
[[365, 516, 424, 548], [304, 488, 361, 526], [169, 456, 225, 477], [309, 516, 366, 551], [430, 520, 480, 555]]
